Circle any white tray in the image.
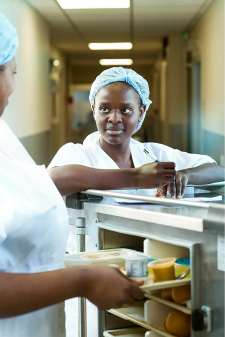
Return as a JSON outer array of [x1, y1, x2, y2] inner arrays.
[[65, 248, 148, 267], [108, 305, 148, 329], [103, 327, 146, 337], [141, 278, 190, 292]]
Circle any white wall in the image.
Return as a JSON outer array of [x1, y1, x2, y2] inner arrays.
[[0, 0, 51, 138], [190, 0, 224, 136]]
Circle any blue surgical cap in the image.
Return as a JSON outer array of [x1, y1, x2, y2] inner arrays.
[[0, 14, 18, 66], [89, 67, 152, 132]]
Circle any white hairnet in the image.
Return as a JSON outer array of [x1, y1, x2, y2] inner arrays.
[[89, 67, 152, 133], [0, 14, 18, 66]]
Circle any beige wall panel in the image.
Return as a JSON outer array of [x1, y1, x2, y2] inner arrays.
[[190, 0, 224, 135], [0, 0, 51, 138]]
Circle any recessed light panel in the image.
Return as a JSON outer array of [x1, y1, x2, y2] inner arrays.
[[89, 42, 132, 50], [99, 59, 133, 66], [57, 0, 130, 9]]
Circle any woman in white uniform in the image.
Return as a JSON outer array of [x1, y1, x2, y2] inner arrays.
[[0, 14, 145, 337], [49, 68, 224, 198]]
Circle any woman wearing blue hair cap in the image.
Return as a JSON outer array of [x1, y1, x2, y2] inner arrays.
[[0, 14, 147, 337], [49, 67, 223, 197], [0, 14, 18, 116], [0, 14, 18, 66], [89, 66, 152, 133]]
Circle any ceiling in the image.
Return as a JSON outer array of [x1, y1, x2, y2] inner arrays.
[[26, 0, 212, 65]]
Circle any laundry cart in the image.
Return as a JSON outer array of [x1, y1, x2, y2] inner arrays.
[[65, 190, 225, 337]]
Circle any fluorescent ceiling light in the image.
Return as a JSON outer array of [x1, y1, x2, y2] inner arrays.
[[57, 0, 130, 9], [89, 42, 132, 50], [99, 59, 133, 66]]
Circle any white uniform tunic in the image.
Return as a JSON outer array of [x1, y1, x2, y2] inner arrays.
[[0, 120, 69, 337], [49, 131, 215, 173]]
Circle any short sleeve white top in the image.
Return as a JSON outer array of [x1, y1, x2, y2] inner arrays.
[[0, 121, 69, 337], [49, 131, 215, 199], [49, 131, 215, 171]]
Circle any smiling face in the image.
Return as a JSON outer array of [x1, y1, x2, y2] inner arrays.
[[93, 82, 145, 147], [0, 58, 17, 117]]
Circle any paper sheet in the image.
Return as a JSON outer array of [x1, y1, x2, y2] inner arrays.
[[181, 195, 222, 202], [189, 181, 225, 188], [114, 196, 222, 204]]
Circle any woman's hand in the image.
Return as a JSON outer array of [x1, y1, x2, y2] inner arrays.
[[156, 171, 189, 198], [80, 266, 144, 310], [136, 162, 176, 188]]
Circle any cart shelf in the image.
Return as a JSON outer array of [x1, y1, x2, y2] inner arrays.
[[108, 306, 184, 337], [103, 327, 146, 337], [145, 294, 191, 315]]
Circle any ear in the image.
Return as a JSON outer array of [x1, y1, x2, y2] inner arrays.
[[139, 105, 145, 120], [91, 104, 97, 120]]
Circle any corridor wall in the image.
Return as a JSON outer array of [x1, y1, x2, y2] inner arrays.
[[0, 0, 51, 164], [190, 0, 224, 163]]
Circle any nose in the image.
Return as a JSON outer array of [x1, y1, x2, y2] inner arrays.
[[108, 110, 122, 123]]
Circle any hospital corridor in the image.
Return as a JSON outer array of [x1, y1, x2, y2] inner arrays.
[[0, 1, 224, 337]]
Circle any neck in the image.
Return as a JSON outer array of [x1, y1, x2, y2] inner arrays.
[[99, 137, 133, 168]]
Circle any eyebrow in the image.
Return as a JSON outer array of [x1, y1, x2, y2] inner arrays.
[[98, 102, 111, 107]]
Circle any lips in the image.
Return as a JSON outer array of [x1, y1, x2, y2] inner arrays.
[[105, 123, 125, 136], [106, 129, 124, 135]]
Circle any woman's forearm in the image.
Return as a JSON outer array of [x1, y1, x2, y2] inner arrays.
[[0, 267, 88, 317], [48, 165, 137, 195], [180, 163, 225, 185], [49, 162, 176, 196], [0, 266, 145, 317]]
